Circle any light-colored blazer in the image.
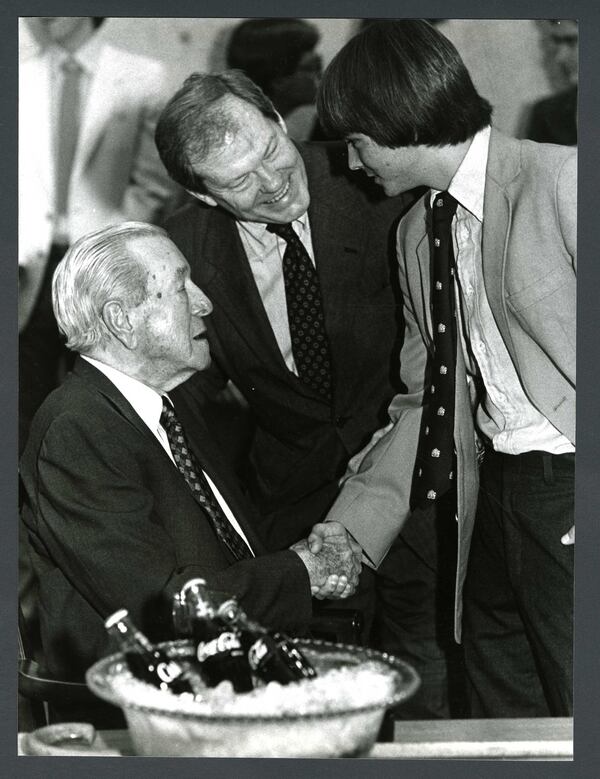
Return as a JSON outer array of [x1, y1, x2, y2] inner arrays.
[[326, 129, 577, 639], [19, 43, 176, 331]]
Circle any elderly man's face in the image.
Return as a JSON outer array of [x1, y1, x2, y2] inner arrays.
[[127, 235, 213, 392], [190, 95, 310, 224]]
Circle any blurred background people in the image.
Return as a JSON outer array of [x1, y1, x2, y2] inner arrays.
[[523, 19, 578, 144], [19, 16, 178, 455], [226, 18, 326, 141]]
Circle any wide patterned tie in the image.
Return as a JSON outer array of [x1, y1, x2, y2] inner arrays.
[[266, 222, 333, 401], [55, 56, 82, 216], [160, 399, 253, 561], [410, 192, 459, 508]]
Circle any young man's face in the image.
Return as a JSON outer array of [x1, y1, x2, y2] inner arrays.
[[344, 133, 430, 196], [189, 95, 310, 225]]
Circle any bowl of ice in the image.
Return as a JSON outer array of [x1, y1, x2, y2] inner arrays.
[[85, 638, 420, 758]]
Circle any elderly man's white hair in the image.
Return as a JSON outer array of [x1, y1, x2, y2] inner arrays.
[[52, 221, 166, 353]]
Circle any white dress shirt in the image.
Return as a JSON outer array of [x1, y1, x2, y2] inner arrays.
[[436, 126, 574, 455], [81, 355, 254, 554], [236, 211, 316, 374]]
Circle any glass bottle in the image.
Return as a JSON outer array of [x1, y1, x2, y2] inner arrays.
[[104, 608, 202, 695], [180, 579, 254, 693], [216, 598, 317, 684]]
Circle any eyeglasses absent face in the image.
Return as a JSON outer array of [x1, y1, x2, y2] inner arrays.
[[127, 235, 213, 390], [344, 133, 436, 196], [189, 95, 310, 225]]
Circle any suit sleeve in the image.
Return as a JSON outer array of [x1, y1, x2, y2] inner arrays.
[[324, 224, 429, 566], [32, 412, 312, 637], [121, 62, 180, 225], [556, 151, 577, 271]]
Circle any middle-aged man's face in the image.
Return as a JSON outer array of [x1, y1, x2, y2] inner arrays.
[[344, 133, 434, 196], [190, 95, 310, 224], [127, 234, 213, 390]]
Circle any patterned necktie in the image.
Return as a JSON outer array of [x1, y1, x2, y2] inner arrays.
[[160, 399, 253, 561], [266, 222, 333, 401], [55, 57, 82, 216], [411, 192, 459, 508]]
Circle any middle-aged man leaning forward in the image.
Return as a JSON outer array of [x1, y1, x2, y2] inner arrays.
[[19, 223, 360, 708], [153, 71, 464, 718], [317, 20, 576, 718], [155, 69, 415, 554]]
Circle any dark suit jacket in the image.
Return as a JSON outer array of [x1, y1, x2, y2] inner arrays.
[[167, 142, 419, 549], [20, 357, 312, 681]]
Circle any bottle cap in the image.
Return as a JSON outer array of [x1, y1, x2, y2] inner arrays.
[[180, 578, 207, 597], [217, 598, 239, 618], [105, 608, 129, 629]]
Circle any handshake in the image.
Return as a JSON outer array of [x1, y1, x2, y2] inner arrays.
[[290, 522, 363, 601]]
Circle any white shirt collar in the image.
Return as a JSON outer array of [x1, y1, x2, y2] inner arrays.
[[81, 354, 165, 434], [443, 125, 491, 222]]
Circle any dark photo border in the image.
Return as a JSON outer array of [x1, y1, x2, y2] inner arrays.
[[2, 1, 598, 777]]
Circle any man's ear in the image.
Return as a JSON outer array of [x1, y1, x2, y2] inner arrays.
[[186, 189, 218, 208], [102, 300, 136, 349]]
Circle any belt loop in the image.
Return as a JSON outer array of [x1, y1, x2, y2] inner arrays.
[[542, 454, 554, 484]]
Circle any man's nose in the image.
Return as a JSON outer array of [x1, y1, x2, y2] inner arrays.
[[259, 164, 282, 191], [190, 285, 213, 316], [347, 145, 362, 171]]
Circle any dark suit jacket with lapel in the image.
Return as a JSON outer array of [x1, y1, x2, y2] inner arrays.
[[167, 142, 419, 549], [20, 357, 312, 681]]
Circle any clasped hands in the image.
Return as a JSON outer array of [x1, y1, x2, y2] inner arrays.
[[291, 522, 363, 600]]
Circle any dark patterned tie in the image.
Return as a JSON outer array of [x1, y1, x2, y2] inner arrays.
[[266, 222, 332, 401], [411, 192, 459, 508], [160, 399, 253, 561], [55, 57, 82, 216]]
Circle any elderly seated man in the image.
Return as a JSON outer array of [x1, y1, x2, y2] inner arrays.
[[19, 222, 360, 721]]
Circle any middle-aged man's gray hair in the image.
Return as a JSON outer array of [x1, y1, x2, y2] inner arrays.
[[52, 222, 166, 354]]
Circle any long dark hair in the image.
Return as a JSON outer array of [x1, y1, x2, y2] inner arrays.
[[318, 20, 492, 147]]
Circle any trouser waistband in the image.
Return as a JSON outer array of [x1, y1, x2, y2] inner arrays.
[[483, 447, 575, 482]]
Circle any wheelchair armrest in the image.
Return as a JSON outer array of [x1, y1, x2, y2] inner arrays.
[[18, 659, 97, 706]]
